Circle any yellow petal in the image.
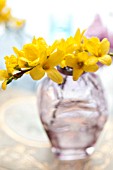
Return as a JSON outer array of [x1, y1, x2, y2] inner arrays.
[[13, 47, 24, 58], [57, 38, 65, 51], [0, 70, 8, 80], [85, 56, 98, 65], [81, 29, 86, 37], [46, 68, 63, 84], [19, 57, 31, 63], [77, 52, 89, 62], [89, 37, 100, 44], [73, 68, 83, 81], [60, 59, 66, 68], [23, 44, 39, 61], [86, 37, 99, 56], [18, 58, 27, 68], [32, 37, 48, 48], [74, 28, 85, 47], [98, 55, 112, 65], [46, 51, 63, 67], [48, 40, 59, 54], [30, 66, 45, 80], [2, 80, 7, 90], [100, 38, 110, 55], [74, 28, 80, 41], [83, 64, 99, 72], [65, 54, 75, 67]]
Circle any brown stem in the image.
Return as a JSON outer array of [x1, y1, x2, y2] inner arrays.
[[108, 53, 113, 56], [13, 68, 31, 79], [7, 68, 32, 85]]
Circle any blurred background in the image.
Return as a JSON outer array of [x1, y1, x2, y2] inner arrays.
[[0, 1, 113, 168], [6, 0, 113, 42]]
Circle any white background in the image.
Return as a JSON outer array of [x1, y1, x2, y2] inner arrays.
[[7, 0, 113, 41]]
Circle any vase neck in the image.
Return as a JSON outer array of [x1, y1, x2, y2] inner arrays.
[[57, 66, 73, 76]]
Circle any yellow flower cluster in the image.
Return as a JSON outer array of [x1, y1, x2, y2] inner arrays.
[[0, 29, 112, 90], [0, 0, 25, 28]]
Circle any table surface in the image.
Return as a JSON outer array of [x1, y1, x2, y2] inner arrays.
[[0, 88, 113, 170]]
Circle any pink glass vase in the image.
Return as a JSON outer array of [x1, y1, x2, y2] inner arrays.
[[37, 72, 108, 160]]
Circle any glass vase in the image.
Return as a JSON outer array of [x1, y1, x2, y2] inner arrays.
[[37, 72, 108, 160]]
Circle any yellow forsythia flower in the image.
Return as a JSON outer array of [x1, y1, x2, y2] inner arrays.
[[5, 55, 18, 74], [66, 52, 99, 80], [30, 39, 64, 84], [0, 28, 112, 90], [85, 37, 112, 65]]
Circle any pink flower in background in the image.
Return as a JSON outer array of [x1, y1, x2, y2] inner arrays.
[[85, 14, 113, 51]]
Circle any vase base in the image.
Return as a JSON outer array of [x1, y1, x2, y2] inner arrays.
[[52, 147, 95, 161]]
